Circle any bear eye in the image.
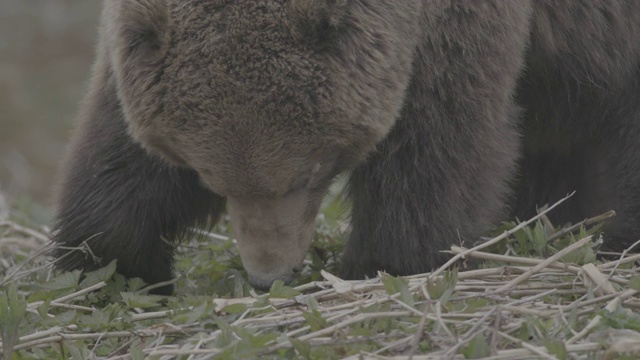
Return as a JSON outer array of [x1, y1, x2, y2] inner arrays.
[[287, 177, 311, 195], [125, 29, 161, 56], [116, 0, 170, 63]]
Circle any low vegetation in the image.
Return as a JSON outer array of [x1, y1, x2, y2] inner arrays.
[[1, 194, 640, 359]]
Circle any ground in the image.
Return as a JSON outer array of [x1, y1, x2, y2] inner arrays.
[[1, 193, 640, 359]]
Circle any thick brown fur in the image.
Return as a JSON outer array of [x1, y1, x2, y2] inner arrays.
[[52, 0, 640, 293]]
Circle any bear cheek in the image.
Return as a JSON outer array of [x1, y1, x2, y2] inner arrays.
[[227, 194, 320, 291]]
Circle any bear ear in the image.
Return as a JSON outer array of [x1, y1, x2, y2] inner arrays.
[[288, 0, 350, 43], [116, 0, 170, 63]]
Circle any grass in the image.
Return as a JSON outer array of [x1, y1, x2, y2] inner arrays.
[[1, 194, 640, 359]]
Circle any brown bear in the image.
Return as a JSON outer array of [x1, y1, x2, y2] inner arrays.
[[51, 0, 640, 294]]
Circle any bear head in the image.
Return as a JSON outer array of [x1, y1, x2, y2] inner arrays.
[[103, 0, 423, 289]]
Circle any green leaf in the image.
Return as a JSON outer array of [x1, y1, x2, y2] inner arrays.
[[79, 260, 117, 288], [77, 304, 128, 331], [302, 309, 327, 332], [244, 331, 279, 347], [43, 309, 78, 328], [120, 292, 163, 309], [222, 303, 248, 315], [462, 332, 490, 358], [126, 278, 147, 292], [426, 269, 458, 304], [517, 319, 532, 342], [560, 236, 596, 265], [289, 338, 311, 359], [531, 221, 548, 256], [462, 298, 487, 313], [253, 294, 271, 309], [66, 341, 91, 360], [39, 270, 82, 291], [543, 339, 567, 360], [381, 274, 414, 307], [269, 280, 301, 298], [129, 346, 145, 360], [213, 318, 236, 348], [305, 295, 320, 311], [599, 308, 640, 331], [628, 276, 640, 291], [173, 301, 212, 324], [0, 284, 27, 360]]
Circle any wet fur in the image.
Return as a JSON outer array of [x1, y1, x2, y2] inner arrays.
[[52, 0, 640, 293]]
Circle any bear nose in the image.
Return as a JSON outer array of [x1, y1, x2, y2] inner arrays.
[[248, 271, 295, 291]]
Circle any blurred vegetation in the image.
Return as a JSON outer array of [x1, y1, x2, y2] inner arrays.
[[0, 0, 101, 210]]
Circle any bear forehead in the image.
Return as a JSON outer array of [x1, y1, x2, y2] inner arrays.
[[168, 0, 297, 40], [114, 0, 385, 148], [159, 0, 330, 128]]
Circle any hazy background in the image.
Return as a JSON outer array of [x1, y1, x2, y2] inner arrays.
[[0, 0, 101, 214]]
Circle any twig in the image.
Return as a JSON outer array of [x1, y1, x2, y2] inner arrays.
[[432, 192, 575, 278], [494, 235, 592, 292]]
